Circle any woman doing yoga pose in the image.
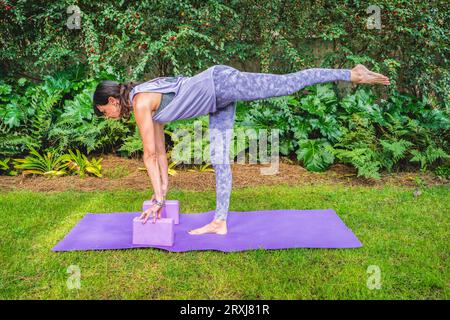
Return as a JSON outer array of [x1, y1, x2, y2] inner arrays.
[[92, 64, 390, 235]]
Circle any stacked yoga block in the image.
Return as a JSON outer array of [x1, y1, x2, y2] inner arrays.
[[132, 200, 180, 246]]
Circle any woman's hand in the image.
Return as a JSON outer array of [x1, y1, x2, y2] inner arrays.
[[139, 203, 163, 224]]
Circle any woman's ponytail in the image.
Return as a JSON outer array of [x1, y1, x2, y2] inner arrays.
[[117, 81, 142, 119]]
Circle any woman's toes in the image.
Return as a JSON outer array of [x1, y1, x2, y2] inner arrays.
[[188, 225, 208, 234], [188, 221, 227, 235]]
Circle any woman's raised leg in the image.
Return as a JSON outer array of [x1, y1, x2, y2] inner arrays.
[[213, 65, 352, 106]]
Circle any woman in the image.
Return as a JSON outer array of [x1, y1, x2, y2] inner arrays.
[[92, 64, 390, 235]]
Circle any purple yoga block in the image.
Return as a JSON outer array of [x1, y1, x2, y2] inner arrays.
[[132, 217, 174, 246], [162, 200, 180, 225], [142, 200, 155, 214], [142, 200, 180, 225]]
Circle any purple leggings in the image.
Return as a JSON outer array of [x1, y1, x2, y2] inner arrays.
[[209, 65, 351, 220]]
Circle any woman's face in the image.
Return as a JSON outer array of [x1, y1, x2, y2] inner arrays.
[[97, 97, 121, 119]]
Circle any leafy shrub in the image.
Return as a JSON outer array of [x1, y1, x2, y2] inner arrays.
[[0, 70, 131, 159], [296, 139, 334, 172], [60, 149, 103, 178], [12, 145, 70, 177], [0, 157, 18, 176], [243, 83, 449, 178], [1, 1, 448, 102], [410, 146, 448, 172], [0, 1, 448, 179], [433, 165, 450, 180], [12, 145, 103, 177], [118, 125, 143, 158]]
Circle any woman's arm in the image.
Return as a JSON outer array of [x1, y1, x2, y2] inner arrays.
[[154, 121, 169, 198], [133, 94, 164, 201]]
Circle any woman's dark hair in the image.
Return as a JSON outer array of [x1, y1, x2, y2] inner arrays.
[[92, 80, 142, 119]]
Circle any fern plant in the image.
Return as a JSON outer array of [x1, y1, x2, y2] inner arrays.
[[410, 145, 449, 172], [333, 146, 382, 180], [28, 76, 71, 144], [433, 164, 450, 180], [0, 131, 37, 158], [332, 123, 382, 179], [378, 139, 414, 173], [118, 125, 143, 158], [48, 83, 129, 155]]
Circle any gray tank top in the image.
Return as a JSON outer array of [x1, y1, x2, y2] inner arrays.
[[153, 76, 181, 117], [155, 92, 175, 117]]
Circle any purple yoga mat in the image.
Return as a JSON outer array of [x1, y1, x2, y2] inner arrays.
[[52, 209, 362, 252]]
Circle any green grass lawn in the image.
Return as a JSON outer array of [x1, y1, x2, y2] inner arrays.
[[0, 184, 448, 299]]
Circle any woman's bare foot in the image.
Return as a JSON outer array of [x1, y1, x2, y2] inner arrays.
[[350, 64, 391, 85], [188, 219, 227, 235]]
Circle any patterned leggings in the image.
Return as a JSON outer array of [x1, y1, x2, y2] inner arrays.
[[209, 65, 351, 221]]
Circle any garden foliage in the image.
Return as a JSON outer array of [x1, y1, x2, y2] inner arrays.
[[0, 1, 448, 178]]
